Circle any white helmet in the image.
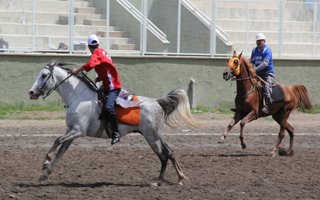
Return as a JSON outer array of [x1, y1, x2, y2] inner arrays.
[[87, 34, 99, 45], [256, 33, 266, 41]]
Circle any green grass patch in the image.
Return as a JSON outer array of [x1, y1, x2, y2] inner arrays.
[[300, 104, 320, 114], [192, 105, 233, 114], [0, 103, 65, 120]]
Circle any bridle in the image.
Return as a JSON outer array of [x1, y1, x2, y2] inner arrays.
[[41, 66, 73, 100], [228, 56, 254, 82], [227, 56, 257, 98]]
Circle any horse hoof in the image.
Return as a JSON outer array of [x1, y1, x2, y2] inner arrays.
[[269, 150, 277, 158], [39, 175, 48, 182], [218, 136, 226, 144], [42, 160, 50, 170], [217, 140, 224, 144], [150, 181, 161, 187], [241, 143, 246, 149], [278, 148, 294, 156]]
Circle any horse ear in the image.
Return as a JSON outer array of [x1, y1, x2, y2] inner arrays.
[[233, 50, 237, 57], [238, 51, 243, 59], [47, 60, 57, 69]]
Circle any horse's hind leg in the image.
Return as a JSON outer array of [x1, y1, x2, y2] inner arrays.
[[161, 141, 187, 185], [144, 132, 186, 186], [285, 122, 294, 156], [272, 112, 294, 156]]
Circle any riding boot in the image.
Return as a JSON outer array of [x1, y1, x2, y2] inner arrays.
[[261, 97, 270, 114], [107, 113, 120, 145]]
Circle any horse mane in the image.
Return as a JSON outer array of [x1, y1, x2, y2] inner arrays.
[[242, 57, 258, 84], [58, 65, 99, 92]]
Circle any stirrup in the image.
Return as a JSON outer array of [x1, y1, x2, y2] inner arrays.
[[111, 132, 120, 145], [261, 106, 269, 114]]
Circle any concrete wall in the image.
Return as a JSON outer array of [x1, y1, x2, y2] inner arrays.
[[0, 54, 319, 108]]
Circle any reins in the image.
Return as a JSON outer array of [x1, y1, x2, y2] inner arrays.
[[42, 69, 73, 100], [80, 72, 106, 101]]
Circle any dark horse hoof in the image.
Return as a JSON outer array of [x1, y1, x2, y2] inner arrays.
[[278, 147, 294, 156], [241, 143, 246, 149]]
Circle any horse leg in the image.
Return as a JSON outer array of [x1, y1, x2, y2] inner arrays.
[[39, 130, 82, 181], [161, 141, 187, 185], [42, 136, 63, 171], [143, 130, 186, 186], [284, 122, 295, 156], [145, 138, 168, 186], [219, 112, 243, 143], [239, 111, 257, 149], [271, 112, 294, 157]]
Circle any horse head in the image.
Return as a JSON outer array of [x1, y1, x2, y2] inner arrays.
[[29, 60, 70, 100], [223, 50, 243, 81]]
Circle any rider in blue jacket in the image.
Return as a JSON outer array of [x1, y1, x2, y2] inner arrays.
[[250, 33, 275, 114]]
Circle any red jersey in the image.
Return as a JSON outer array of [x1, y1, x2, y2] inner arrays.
[[82, 48, 122, 92]]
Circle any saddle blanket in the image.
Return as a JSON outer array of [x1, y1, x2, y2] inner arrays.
[[115, 91, 140, 126]]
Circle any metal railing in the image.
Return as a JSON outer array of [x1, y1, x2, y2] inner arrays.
[[0, 0, 319, 58]]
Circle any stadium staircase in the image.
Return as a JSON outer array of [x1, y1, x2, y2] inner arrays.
[[0, 0, 137, 52], [190, 0, 320, 57]]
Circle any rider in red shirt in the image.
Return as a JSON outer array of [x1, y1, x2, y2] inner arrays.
[[72, 34, 122, 145]]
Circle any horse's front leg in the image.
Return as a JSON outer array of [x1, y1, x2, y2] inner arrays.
[[219, 112, 243, 143], [39, 130, 82, 182], [239, 111, 257, 149], [42, 136, 64, 171]]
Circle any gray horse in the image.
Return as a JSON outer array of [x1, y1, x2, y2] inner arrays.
[[28, 61, 197, 185]]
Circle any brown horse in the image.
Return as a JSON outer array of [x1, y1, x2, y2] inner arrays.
[[221, 50, 312, 157]]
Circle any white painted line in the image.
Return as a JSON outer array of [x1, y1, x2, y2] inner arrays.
[[0, 132, 319, 138]]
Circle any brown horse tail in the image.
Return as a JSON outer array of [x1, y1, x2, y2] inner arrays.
[[292, 85, 313, 110]]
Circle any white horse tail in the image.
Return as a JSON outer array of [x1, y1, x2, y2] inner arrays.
[[156, 89, 198, 127]]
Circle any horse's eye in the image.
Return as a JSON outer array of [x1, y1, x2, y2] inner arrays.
[[42, 74, 47, 79]]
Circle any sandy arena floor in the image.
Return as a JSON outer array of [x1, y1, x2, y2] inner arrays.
[[0, 112, 319, 200]]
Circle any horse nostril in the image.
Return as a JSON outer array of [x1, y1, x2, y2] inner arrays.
[[29, 91, 34, 96], [223, 72, 228, 78]]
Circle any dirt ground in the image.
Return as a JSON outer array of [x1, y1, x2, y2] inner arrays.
[[0, 112, 319, 200]]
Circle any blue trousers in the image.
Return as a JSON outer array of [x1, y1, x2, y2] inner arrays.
[[104, 89, 120, 115], [103, 89, 121, 133]]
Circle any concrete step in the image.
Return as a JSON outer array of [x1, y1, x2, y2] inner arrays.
[[225, 31, 320, 44], [1, 35, 137, 50], [190, 0, 279, 9], [110, 43, 136, 51], [97, 30, 128, 38], [0, 10, 103, 25], [217, 19, 314, 32], [74, 7, 96, 14], [0, 0, 90, 12], [216, 7, 280, 20], [0, 23, 119, 36], [83, 19, 107, 26], [57, 13, 103, 25]]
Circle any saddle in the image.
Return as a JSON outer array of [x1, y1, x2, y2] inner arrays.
[[98, 89, 141, 126], [257, 83, 284, 103]]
